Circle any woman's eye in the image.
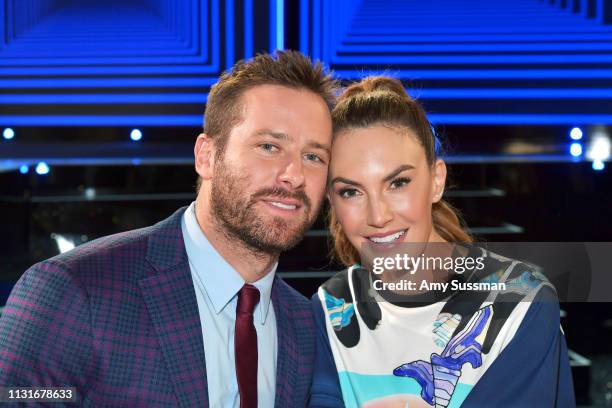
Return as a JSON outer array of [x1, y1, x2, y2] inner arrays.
[[338, 188, 360, 199], [390, 177, 411, 189]]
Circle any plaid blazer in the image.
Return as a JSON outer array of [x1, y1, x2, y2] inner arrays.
[[0, 207, 316, 407]]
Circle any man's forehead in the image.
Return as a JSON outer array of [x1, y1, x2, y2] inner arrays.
[[224, 84, 332, 146], [253, 129, 331, 151], [239, 84, 328, 110]]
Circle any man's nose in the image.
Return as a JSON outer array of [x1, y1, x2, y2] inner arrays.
[[278, 157, 306, 190]]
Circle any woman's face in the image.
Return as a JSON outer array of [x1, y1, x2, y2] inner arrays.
[[329, 125, 447, 253]]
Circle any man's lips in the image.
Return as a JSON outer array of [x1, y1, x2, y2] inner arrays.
[[260, 197, 304, 211]]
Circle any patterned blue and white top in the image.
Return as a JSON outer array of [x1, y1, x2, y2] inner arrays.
[[309, 245, 576, 408]]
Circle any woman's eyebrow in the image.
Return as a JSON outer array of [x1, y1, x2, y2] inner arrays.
[[330, 164, 414, 186], [383, 164, 415, 182], [330, 176, 362, 187]]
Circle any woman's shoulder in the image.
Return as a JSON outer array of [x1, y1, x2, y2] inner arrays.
[[315, 265, 376, 310], [438, 246, 561, 356], [314, 267, 357, 323], [463, 245, 558, 301], [317, 266, 353, 298]]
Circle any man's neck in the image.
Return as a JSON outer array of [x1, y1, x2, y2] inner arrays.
[[193, 201, 278, 284]]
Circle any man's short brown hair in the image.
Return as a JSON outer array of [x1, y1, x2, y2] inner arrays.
[[196, 50, 337, 192]]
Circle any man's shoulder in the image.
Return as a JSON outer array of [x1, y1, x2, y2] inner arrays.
[[46, 224, 153, 274], [273, 275, 310, 308], [24, 207, 187, 290], [273, 276, 317, 356]]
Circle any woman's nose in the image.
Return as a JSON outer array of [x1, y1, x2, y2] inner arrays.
[[366, 197, 393, 228]]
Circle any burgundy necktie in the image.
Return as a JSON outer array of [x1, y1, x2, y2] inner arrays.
[[235, 284, 260, 408]]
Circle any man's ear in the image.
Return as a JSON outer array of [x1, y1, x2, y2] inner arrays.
[[194, 133, 215, 180], [432, 159, 447, 203]]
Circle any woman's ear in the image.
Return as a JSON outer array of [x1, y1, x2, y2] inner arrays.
[[194, 133, 215, 180], [432, 159, 447, 203]]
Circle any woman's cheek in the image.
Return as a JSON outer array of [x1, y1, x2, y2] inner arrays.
[[336, 202, 364, 241], [390, 189, 431, 223], [389, 195, 417, 222]]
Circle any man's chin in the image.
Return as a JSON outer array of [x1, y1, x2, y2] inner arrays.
[[244, 236, 300, 255], [261, 213, 310, 232], [265, 229, 306, 250], [249, 223, 310, 253]]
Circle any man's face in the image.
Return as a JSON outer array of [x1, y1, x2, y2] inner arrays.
[[209, 84, 332, 254]]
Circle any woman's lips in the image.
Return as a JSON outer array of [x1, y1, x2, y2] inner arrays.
[[366, 229, 408, 243]]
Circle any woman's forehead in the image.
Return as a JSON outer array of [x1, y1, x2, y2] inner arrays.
[[330, 125, 426, 173]]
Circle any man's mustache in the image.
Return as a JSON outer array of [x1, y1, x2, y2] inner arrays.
[[251, 187, 311, 210]]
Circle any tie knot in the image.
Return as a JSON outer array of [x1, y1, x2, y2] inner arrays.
[[237, 284, 260, 315]]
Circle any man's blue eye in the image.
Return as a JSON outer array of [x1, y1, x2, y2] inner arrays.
[[260, 143, 277, 151], [305, 153, 322, 162]]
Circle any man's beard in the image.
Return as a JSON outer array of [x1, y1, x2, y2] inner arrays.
[[209, 158, 318, 255]]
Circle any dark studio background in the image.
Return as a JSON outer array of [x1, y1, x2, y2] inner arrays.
[[1, 0, 612, 405]]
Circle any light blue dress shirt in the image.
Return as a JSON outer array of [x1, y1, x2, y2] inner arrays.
[[181, 202, 277, 407]]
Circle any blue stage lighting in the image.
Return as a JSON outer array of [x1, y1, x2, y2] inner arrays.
[[35, 162, 50, 175], [19, 165, 29, 174], [130, 129, 142, 141], [570, 127, 583, 140], [3, 128, 15, 140], [592, 160, 605, 171], [570, 143, 583, 157], [276, 0, 284, 50]]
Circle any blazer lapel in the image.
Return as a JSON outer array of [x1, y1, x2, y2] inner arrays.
[[139, 208, 209, 408], [272, 278, 299, 408]]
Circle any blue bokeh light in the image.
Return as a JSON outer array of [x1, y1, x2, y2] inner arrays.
[[592, 160, 605, 171], [569, 127, 583, 140], [570, 143, 582, 157], [3, 128, 15, 140], [130, 129, 142, 141], [19, 165, 29, 174], [35, 162, 50, 175]]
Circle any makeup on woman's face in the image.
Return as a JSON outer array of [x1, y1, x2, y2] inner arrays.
[[328, 124, 445, 253]]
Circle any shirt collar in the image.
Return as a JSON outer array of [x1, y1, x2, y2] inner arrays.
[[250, 261, 276, 324], [181, 202, 276, 324]]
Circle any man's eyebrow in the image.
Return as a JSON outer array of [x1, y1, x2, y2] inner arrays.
[[306, 141, 331, 155], [254, 130, 290, 140], [383, 164, 415, 182], [330, 176, 362, 187], [254, 130, 330, 154]]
